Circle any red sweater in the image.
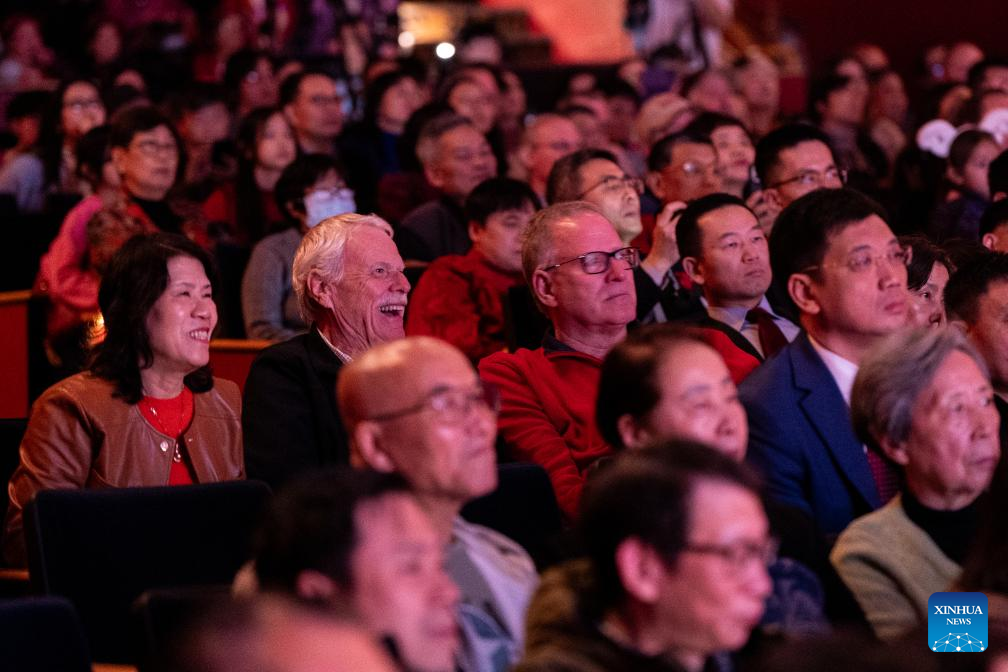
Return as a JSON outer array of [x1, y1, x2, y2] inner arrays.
[[479, 346, 614, 521], [406, 249, 524, 362]]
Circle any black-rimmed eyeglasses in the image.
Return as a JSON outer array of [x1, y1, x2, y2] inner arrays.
[[541, 247, 640, 275]]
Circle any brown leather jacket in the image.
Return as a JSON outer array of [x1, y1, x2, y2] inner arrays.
[[3, 372, 244, 567]]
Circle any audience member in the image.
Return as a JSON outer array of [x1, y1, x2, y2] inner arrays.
[[981, 198, 1008, 252], [752, 123, 844, 231], [39, 77, 107, 196], [396, 113, 497, 262], [180, 596, 399, 672], [0, 89, 49, 212], [480, 202, 637, 519], [241, 153, 349, 341], [203, 106, 295, 248], [837, 326, 999, 639], [281, 69, 344, 155], [339, 336, 539, 672], [944, 252, 1008, 448], [251, 469, 460, 672], [989, 148, 1008, 202], [406, 177, 538, 361], [929, 129, 999, 242], [242, 213, 407, 490], [684, 112, 756, 198], [676, 193, 799, 379], [901, 235, 952, 328], [516, 444, 772, 672], [516, 113, 582, 204], [3, 233, 243, 566], [547, 148, 681, 322], [741, 188, 910, 541], [597, 325, 747, 456]]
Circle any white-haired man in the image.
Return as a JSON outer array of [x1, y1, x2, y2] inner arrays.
[[243, 213, 410, 490]]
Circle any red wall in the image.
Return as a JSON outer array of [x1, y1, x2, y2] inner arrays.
[[773, 0, 1006, 78]]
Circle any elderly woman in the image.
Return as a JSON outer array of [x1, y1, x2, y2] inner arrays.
[[241, 213, 409, 490], [3, 233, 244, 567], [833, 326, 1001, 640]]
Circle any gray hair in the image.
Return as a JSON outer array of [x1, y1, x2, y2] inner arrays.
[[415, 112, 473, 168], [520, 201, 608, 284], [851, 327, 990, 448], [292, 213, 394, 324]]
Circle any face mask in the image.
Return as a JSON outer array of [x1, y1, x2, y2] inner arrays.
[[304, 187, 356, 228]]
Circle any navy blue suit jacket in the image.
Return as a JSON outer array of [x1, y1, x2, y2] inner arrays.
[[739, 332, 880, 541]]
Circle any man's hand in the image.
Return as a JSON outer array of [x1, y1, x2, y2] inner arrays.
[[641, 200, 685, 278], [747, 190, 780, 235]]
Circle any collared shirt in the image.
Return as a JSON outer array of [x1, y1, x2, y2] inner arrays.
[[315, 327, 353, 364], [808, 334, 859, 405], [705, 295, 801, 357]]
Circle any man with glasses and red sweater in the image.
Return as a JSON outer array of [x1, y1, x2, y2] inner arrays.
[[480, 202, 638, 520]]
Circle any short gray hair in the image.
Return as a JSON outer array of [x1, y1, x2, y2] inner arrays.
[[520, 201, 608, 285], [851, 327, 990, 449], [415, 112, 472, 168], [292, 213, 394, 324]]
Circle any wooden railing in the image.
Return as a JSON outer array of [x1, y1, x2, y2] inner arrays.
[[0, 291, 31, 419]]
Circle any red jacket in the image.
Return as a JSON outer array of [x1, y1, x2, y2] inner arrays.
[[406, 249, 524, 362], [479, 346, 614, 521]]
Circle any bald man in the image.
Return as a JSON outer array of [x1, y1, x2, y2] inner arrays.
[[338, 336, 538, 672], [517, 113, 583, 203]]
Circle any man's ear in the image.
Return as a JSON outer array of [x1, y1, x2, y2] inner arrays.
[[295, 569, 340, 602], [946, 164, 964, 186], [468, 220, 484, 245], [531, 268, 559, 309], [517, 143, 533, 173], [788, 272, 821, 316], [982, 232, 998, 251], [616, 414, 650, 451], [614, 537, 664, 605], [110, 146, 127, 177], [645, 171, 667, 202], [681, 256, 705, 286], [306, 270, 334, 312], [424, 162, 446, 191], [352, 421, 396, 473]]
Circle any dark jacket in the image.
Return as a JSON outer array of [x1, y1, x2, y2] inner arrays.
[[241, 328, 349, 490], [515, 559, 700, 672], [3, 372, 243, 566]]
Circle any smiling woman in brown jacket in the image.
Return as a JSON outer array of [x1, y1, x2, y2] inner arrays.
[[2, 233, 244, 567]]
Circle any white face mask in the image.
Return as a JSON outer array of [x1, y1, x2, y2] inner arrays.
[[304, 187, 356, 228]]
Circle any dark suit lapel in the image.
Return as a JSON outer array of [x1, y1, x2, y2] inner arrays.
[[790, 334, 880, 510], [695, 315, 764, 362]]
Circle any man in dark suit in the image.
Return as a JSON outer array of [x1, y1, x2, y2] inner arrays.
[[242, 214, 410, 490], [739, 188, 911, 542], [944, 251, 1008, 452], [675, 193, 800, 382]]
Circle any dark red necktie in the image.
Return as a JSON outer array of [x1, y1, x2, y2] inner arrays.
[[745, 306, 789, 358], [866, 448, 901, 505]]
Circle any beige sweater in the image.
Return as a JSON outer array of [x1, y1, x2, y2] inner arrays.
[[830, 495, 961, 640]]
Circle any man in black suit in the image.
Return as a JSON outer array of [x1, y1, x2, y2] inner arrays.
[[675, 193, 799, 380], [242, 214, 409, 489]]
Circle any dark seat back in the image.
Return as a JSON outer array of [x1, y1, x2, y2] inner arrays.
[[0, 596, 91, 671], [24, 480, 272, 664], [461, 463, 564, 569], [0, 419, 27, 525]]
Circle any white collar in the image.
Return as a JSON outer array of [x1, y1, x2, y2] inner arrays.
[[808, 334, 859, 405], [316, 328, 352, 363]]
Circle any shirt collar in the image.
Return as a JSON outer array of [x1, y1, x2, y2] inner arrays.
[[703, 295, 775, 331], [808, 334, 859, 405], [316, 327, 353, 363]]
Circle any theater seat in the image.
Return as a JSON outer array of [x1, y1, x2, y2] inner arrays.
[[0, 596, 91, 671], [24, 480, 272, 664]]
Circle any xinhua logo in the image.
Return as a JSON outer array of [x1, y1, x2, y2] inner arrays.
[[928, 592, 988, 652]]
